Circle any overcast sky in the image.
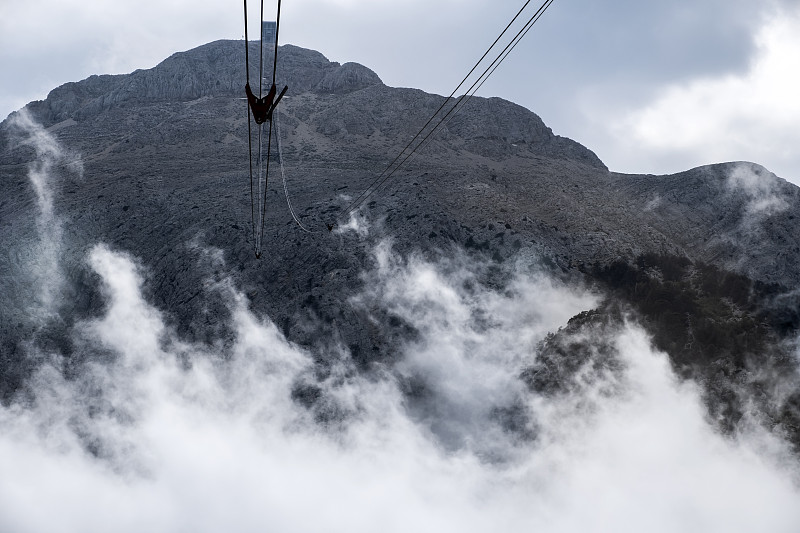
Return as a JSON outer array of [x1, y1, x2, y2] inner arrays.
[[2, 0, 800, 183]]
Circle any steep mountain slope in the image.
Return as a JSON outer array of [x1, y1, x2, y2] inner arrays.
[[6, 41, 798, 284], [1, 40, 799, 445]]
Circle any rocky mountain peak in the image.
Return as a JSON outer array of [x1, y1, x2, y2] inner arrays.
[[23, 41, 383, 125]]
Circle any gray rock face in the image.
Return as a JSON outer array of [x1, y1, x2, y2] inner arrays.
[[609, 162, 800, 285], [23, 42, 381, 124], [316, 62, 382, 94], [1, 40, 799, 438]]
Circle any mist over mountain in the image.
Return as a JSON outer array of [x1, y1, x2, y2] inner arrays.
[[1, 40, 799, 530]]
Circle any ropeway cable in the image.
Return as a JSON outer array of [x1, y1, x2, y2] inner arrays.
[[330, 0, 556, 229], [333, 0, 537, 226], [243, 0, 284, 257], [383, 0, 556, 175], [275, 113, 313, 233]]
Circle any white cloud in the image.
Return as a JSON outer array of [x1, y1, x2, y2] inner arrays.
[[2, 234, 800, 531], [727, 163, 789, 218], [3, 118, 799, 528], [6, 109, 83, 318], [0, 239, 800, 533], [615, 5, 800, 183]]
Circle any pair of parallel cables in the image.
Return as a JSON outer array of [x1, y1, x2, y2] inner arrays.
[[243, 0, 289, 257], [329, 0, 556, 231], [242, 0, 557, 244]]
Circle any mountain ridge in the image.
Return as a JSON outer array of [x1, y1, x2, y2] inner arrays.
[[10, 41, 798, 283]]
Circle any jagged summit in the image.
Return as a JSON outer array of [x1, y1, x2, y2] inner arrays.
[[10, 40, 603, 169], [23, 42, 383, 125]]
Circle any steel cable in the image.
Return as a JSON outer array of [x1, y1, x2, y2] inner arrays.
[[335, 0, 537, 224], [243, 0, 285, 257], [275, 113, 314, 233], [331, 0, 556, 229]]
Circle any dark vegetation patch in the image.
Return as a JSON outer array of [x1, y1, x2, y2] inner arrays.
[[521, 308, 625, 398], [587, 254, 798, 373], [581, 253, 800, 451]]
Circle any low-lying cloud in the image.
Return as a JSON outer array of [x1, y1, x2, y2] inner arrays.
[[727, 163, 790, 219], [2, 112, 800, 532], [1, 235, 799, 532], [613, 4, 800, 183], [7, 109, 82, 319]]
